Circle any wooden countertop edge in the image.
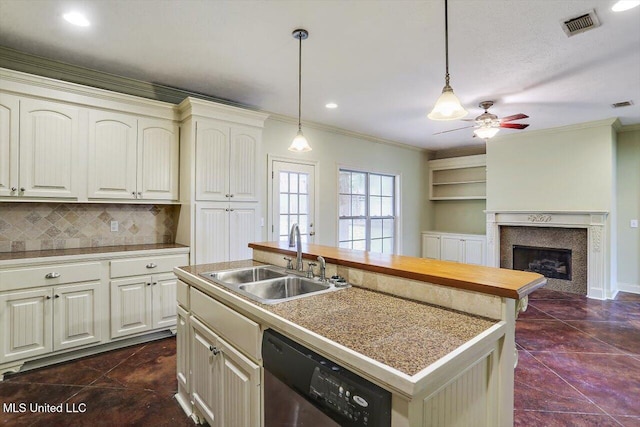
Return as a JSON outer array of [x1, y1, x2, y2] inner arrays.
[[249, 243, 546, 300]]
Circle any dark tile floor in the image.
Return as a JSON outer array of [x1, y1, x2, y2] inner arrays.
[[515, 289, 640, 427], [1, 288, 638, 426]]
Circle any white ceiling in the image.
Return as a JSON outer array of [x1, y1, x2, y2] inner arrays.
[[1, 0, 639, 150]]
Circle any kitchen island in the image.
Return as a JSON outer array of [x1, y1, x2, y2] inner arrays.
[[174, 243, 545, 427]]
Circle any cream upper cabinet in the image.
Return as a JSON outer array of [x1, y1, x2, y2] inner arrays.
[[7, 94, 81, 199], [195, 119, 259, 202], [88, 110, 138, 199], [88, 113, 178, 201], [138, 118, 179, 201], [0, 93, 19, 197], [422, 231, 487, 266]]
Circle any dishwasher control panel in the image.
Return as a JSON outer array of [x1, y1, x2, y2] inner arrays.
[[310, 366, 375, 425]]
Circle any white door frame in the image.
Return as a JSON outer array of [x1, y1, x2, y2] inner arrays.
[[267, 154, 319, 242]]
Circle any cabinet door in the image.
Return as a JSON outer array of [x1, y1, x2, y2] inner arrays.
[[217, 334, 260, 427], [176, 305, 190, 396], [463, 238, 486, 266], [441, 236, 463, 262], [110, 276, 152, 338], [0, 93, 19, 197], [19, 98, 80, 198], [191, 317, 220, 426], [195, 204, 229, 264], [228, 204, 258, 262], [422, 234, 441, 259], [53, 282, 101, 351], [138, 118, 179, 200], [151, 272, 177, 329], [196, 119, 230, 201], [0, 288, 52, 363], [229, 126, 259, 202], [87, 110, 137, 199]]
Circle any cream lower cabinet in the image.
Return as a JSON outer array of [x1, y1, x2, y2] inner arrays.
[[109, 253, 188, 339], [110, 272, 178, 338], [422, 231, 486, 266], [190, 316, 260, 427], [0, 281, 100, 364]]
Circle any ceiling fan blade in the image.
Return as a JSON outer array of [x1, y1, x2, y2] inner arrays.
[[500, 113, 528, 123], [500, 123, 529, 129], [432, 125, 475, 135]]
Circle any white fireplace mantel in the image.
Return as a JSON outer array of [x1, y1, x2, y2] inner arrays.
[[486, 211, 612, 300]]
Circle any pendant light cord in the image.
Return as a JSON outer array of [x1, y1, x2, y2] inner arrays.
[[444, 0, 450, 88], [298, 32, 302, 132]]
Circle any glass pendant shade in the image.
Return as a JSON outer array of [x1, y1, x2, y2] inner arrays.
[[288, 129, 312, 152], [473, 126, 500, 139], [428, 86, 468, 120]]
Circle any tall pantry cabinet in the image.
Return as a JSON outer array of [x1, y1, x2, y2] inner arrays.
[[176, 98, 269, 265]]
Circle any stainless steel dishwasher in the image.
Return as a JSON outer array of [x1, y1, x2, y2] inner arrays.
[[262, 329, 391, 427]]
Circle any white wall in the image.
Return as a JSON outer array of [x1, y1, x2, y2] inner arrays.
[[258, 118, 429, 257], [487, 119, 617, 212], [616, 126, 640, 292]]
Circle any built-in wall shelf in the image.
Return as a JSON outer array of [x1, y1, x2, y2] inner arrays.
[[428, 155, 486, 200]]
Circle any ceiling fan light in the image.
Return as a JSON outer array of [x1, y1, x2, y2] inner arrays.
[[427, 86, 468, 120], [612, 0, 640, 12], [474, 127, 500, 139], [288, 130, 312, 152]]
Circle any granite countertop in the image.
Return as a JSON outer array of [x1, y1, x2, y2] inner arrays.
[[179, 262, 498, 377], [0, 243, 190, 262]]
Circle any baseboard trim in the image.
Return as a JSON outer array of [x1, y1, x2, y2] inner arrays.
[[617, 282, 640, 294]]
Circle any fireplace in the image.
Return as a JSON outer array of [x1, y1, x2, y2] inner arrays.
[[513, 245, 572, 280], [486, 211, 611, 300]]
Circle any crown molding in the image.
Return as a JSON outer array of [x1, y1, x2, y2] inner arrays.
[[618, 123, 640, 133], [489, 118, 621, 142]]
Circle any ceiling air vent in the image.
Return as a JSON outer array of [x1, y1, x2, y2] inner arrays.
[[562, 10, 600, 37], [611, 101, 634, 108]]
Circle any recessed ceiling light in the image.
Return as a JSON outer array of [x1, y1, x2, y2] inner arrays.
[[612, 0, 640, 12], [63, 11, 90, 27], [325, 103, 338, 109]]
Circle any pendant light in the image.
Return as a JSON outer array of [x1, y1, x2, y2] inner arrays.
[[288, 29, 312, 152], [428, 0, 468, 121]]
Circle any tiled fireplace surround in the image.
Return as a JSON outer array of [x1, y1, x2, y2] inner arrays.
[[487, 211, 613, 300]]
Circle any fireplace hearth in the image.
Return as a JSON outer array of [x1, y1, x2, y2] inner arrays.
[[513, 245, 572, 280]]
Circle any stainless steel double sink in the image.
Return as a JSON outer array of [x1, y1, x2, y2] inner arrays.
[[200, 265, 346, 305]]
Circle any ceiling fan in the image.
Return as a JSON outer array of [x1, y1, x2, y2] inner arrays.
[[434, 101, 529, 139]]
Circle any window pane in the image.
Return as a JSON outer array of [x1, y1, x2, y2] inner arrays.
[[352, 172, 366, 195], [370, 196, 381, 217], [290, 173, 299, 194], [371, 219, 382, 239], [381, 176, 394, 196], [299, 195, 308, 214], [381, 196, 393, 216], [370, 175, 381, 196], [299, 173, 308, 194], [383, 238, 394, 254], [280, 215, 289, 238], [339, 219, 351, 241], [353, 240, 366, 251], [289, 194, 299, 214], [339, 241, 352, 249], [298, 215, 308, 233], [352, 195, 366, 217], [280, 172, 289, 193], [339, 195, 351, 217], [383, 219, 394, 238], [370, 238, 382, 253], [279, 194, 288, 214], [353, 219, 366, 240], [339, 172, 351, 194]]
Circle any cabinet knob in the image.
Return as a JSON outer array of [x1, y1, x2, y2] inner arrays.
[[147, 282, 151, 286], [20, 187, 25, 192], [209, 345, 221, 356], [10, 187, 16, 192], [229, 194, 234, 198], [132, 192, 136, 198], [137, 192, 142, 197], [152, 282, 158, 286], [146, 263, 157, 269], [54, 294, 60, 298], [225, 194, 230, 198], [46, 295, 52, 300], [45, 272, 61, 279]]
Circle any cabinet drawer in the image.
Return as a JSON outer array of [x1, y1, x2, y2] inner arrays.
[[0, 262, 101, 292], [190, 287, 260, 361], [177, 280, 189, 308], [110, 254, 188, 278]]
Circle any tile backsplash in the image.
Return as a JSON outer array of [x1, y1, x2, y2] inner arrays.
[[0, 203, 180, 253]]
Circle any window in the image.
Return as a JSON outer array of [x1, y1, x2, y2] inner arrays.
[[278, 170, 310, 242], [339, 169, 396, 254]]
